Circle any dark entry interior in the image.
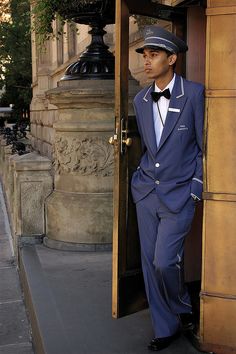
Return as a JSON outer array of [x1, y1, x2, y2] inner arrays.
[[112, 0, 206, 323]]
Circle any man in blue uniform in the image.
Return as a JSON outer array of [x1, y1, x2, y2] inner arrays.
[[131, 26, 204, 351]]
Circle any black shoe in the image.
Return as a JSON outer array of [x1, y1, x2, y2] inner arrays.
[[148, 332, 180, 351], [183, 324, 215, 354], [179, 312, 195, 331]]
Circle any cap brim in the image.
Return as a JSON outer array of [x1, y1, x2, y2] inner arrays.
[[135, 46, 145, 54]]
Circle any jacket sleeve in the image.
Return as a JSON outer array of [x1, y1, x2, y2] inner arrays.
[[190, 86, 205, 200]]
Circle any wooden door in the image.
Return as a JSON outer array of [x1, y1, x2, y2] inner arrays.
[[112, 0, 147, 318], [112, 0, 187, 319]]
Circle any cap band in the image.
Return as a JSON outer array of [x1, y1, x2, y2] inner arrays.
[[142, 43, 175, 53], [145, 36, 179, 51]]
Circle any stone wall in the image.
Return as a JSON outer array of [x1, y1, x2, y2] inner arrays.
[[0, 137, 53, 252], [28, 14, 174, 249]]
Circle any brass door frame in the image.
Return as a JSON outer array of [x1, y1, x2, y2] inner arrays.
[[112, 0, 130, 318]]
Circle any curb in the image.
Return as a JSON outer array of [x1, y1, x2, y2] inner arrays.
[[19, 245, 73, 354]]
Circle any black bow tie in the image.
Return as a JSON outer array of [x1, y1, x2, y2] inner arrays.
[[151, 89, 171, 102]]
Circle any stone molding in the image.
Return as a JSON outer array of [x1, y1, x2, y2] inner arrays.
[[54, 136, 114, 177]]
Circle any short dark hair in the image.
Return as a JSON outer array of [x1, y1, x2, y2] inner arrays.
[[165, 49, 174, 57]]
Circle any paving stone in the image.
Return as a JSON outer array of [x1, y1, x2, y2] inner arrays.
[[0, 187, 33, 353], [35, 246, 199, 354], [0, 258, 15, 269], [0, 221, 7, 235], [0, 268, 22, 302], [0, 301, 30, 347], [0, 241, 13, 265], [0, 233, 8, 240], [0, 342, 33, 354]]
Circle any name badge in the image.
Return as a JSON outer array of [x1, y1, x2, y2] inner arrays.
[[168, 108, 180, 113]]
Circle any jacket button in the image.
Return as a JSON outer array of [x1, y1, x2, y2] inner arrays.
[[155, 180, 160, 185], [155, 162, 160, 168]]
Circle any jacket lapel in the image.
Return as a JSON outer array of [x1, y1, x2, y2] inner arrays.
[[140, 83, 157, 155], [157, 75, 187, 152]]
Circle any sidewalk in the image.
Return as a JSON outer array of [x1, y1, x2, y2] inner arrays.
[[0, 185, 33, 354], [19, 243, 199, 354], [0, 183, 199, 354]]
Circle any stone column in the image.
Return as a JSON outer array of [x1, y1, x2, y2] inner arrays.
[[44, 79, 139, 251], [201, 1, 236, 353], [12, 152, 53, 251]]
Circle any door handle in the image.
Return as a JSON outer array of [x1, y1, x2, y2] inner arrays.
[[109, 119, 132, 153], [109, 135, 118, 145], [122, 136, 132, 146], [109, 133, 132, 148], [109, 127, 118, 145], [121, 118, 132, 154]]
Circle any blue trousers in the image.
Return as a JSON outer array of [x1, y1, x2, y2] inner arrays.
[[136, 191, 195, 338]]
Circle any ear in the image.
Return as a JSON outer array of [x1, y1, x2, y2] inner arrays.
[[168, 54, 177, 67]]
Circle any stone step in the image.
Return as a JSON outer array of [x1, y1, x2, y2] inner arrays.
[[18, 245, 72, 354]]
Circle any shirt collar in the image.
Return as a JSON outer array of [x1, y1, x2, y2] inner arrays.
[[155, 73, 176, 94]]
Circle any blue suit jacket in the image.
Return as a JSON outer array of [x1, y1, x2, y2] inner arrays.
[[131, 74, 204, 213]]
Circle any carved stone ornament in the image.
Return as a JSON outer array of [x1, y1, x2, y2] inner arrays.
[[53, 136, 114, 176]]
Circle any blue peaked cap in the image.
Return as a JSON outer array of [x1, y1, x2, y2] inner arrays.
[[136, 25, 188, 54]]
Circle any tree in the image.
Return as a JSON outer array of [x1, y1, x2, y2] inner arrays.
[[0, 0, 10, 22], [0, 0, 32, 120], [32, 0, 99, 46]]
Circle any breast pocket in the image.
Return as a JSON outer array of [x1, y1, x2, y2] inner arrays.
[[176, 125, 190, 145]]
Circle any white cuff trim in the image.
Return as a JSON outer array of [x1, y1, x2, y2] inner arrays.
[[192, 177, 203, 184], [191, 193, 201, 201]]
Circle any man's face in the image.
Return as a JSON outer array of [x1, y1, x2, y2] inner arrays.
[[142, 48, 176, 80]]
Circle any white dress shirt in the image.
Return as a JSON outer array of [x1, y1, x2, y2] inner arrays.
[[153, 74, 176, 147]]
